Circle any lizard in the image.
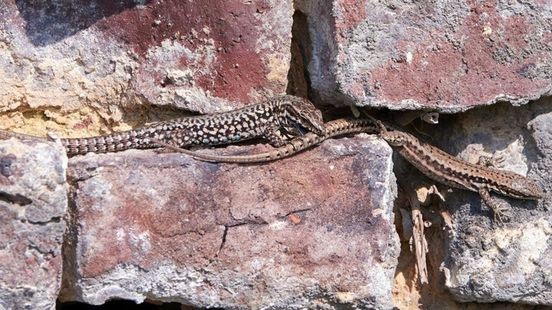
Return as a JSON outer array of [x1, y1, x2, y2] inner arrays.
[[365, 115, 544, 222], [0, 95, 325, 157], [171, 112, 544, 222], [149, 118, 379, 163]]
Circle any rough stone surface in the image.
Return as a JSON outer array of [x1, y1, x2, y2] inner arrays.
[[0, 0, 293, 134], [0, 0, 550, 308], [390, 97, 552, 305], [0, 139, 68, 309], [60, 135, 399, 309], [297, 0, 552, 112]]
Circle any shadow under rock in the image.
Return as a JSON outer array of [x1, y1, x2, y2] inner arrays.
[[15, 0, 149, 46], [57, 300, 200, 310]]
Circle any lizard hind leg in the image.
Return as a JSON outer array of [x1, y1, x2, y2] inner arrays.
[[478, 187, 511, 224], [148, 137, 212, 160]]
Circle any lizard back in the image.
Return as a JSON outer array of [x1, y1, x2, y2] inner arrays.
[[383, 130, 543, 200], [2, 95, 325, 156]]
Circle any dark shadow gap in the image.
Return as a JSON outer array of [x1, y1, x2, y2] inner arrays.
[[57, 300, 189, 310], [286, 10, 312, 100], [0, 191, 32, 205]]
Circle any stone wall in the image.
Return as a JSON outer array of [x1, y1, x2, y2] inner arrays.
[[0, 0, 550, 309]]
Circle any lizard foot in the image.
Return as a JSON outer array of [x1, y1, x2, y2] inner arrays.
[[477, 154, 506, 168], [478, 187, 511, 224], [264, 126, 290, 147], [489, 201, 511, 224]]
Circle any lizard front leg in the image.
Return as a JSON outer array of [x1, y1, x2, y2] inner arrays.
[[263, 126, 292, 147], [478, 187, 511, 223], [477, 154, 505, 168]]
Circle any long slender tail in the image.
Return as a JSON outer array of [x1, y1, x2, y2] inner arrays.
[[0, 128, 156, 156], [60, 128, 157, 156], [0, 129, 48, 142]]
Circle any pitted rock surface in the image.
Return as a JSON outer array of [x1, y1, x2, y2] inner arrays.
[[60, 135, 399, 309]]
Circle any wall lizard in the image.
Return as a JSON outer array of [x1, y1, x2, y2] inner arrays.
[[369, 117, 544, 221], [0, 95, 325, 157]]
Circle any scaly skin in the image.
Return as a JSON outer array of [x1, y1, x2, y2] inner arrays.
[[0, 95, 325, 157], [366, 116, 544, 222], [162, 118, 378, 163]]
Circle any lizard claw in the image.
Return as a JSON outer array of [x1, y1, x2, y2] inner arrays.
[[490, 201, 511, 224]]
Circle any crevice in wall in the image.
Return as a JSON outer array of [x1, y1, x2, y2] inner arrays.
[[286, 10, 312, 100]]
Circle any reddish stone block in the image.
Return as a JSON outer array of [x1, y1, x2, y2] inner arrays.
[[0, 0, 293, 123], [0, 139, 68, 309], [298, 0, 552, 111], [61, 136, 399, 308]]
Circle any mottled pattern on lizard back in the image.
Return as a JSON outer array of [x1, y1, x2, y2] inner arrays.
[[170, 118, 378, 163], [381, 130, 544, 200], [61, 95, 325, 156]]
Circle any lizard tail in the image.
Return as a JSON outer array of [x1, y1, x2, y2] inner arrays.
[[61, 128, 156, 156]]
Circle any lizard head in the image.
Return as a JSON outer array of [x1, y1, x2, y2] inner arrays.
[[280, 95, 325, 135], [508, 175, 545, 200]]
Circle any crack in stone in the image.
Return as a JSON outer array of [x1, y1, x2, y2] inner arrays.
[[59, 185, 83, 301], [27, 216, 62, 225], [218, 225, 230, 255], [27, 244, 56, 258], [0, 191, 32, 206], [215, 220, 269, 258], [281, 208, 311, 218]]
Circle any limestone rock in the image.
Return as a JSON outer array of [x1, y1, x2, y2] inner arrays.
[[60, 135, 399, 309], [391, 98, 552, 305], [0, 0, 293, 132], [296, 0, 552, 112], [0, 139, 68, 310]]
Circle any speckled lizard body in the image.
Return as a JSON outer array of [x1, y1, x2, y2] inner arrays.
[[179, 113, 545, 221], [158, 118, 379, 163], [0, 95, 325, 157], [370, 118, 544, 221]]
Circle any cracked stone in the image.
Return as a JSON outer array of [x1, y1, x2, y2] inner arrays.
[[390, 98, 552, 305], [0, 138, 68, 310], [296, 0, 552, 112], [0, 0, 294, 136], [60, 134, 399, 309]]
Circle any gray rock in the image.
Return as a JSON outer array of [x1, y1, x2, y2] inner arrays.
[[60, 135, 399, 309], [392, 97, 552, 305], [296, 0, 552, 112], [0, 139, 68, 310]]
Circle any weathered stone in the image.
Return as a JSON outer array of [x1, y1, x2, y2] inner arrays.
[[60, 135, 399, 309], [391, 97, 552, 305], [0, 139, 68, 309], [296, 0, 552, 112], [0, 0, 293, 133]]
